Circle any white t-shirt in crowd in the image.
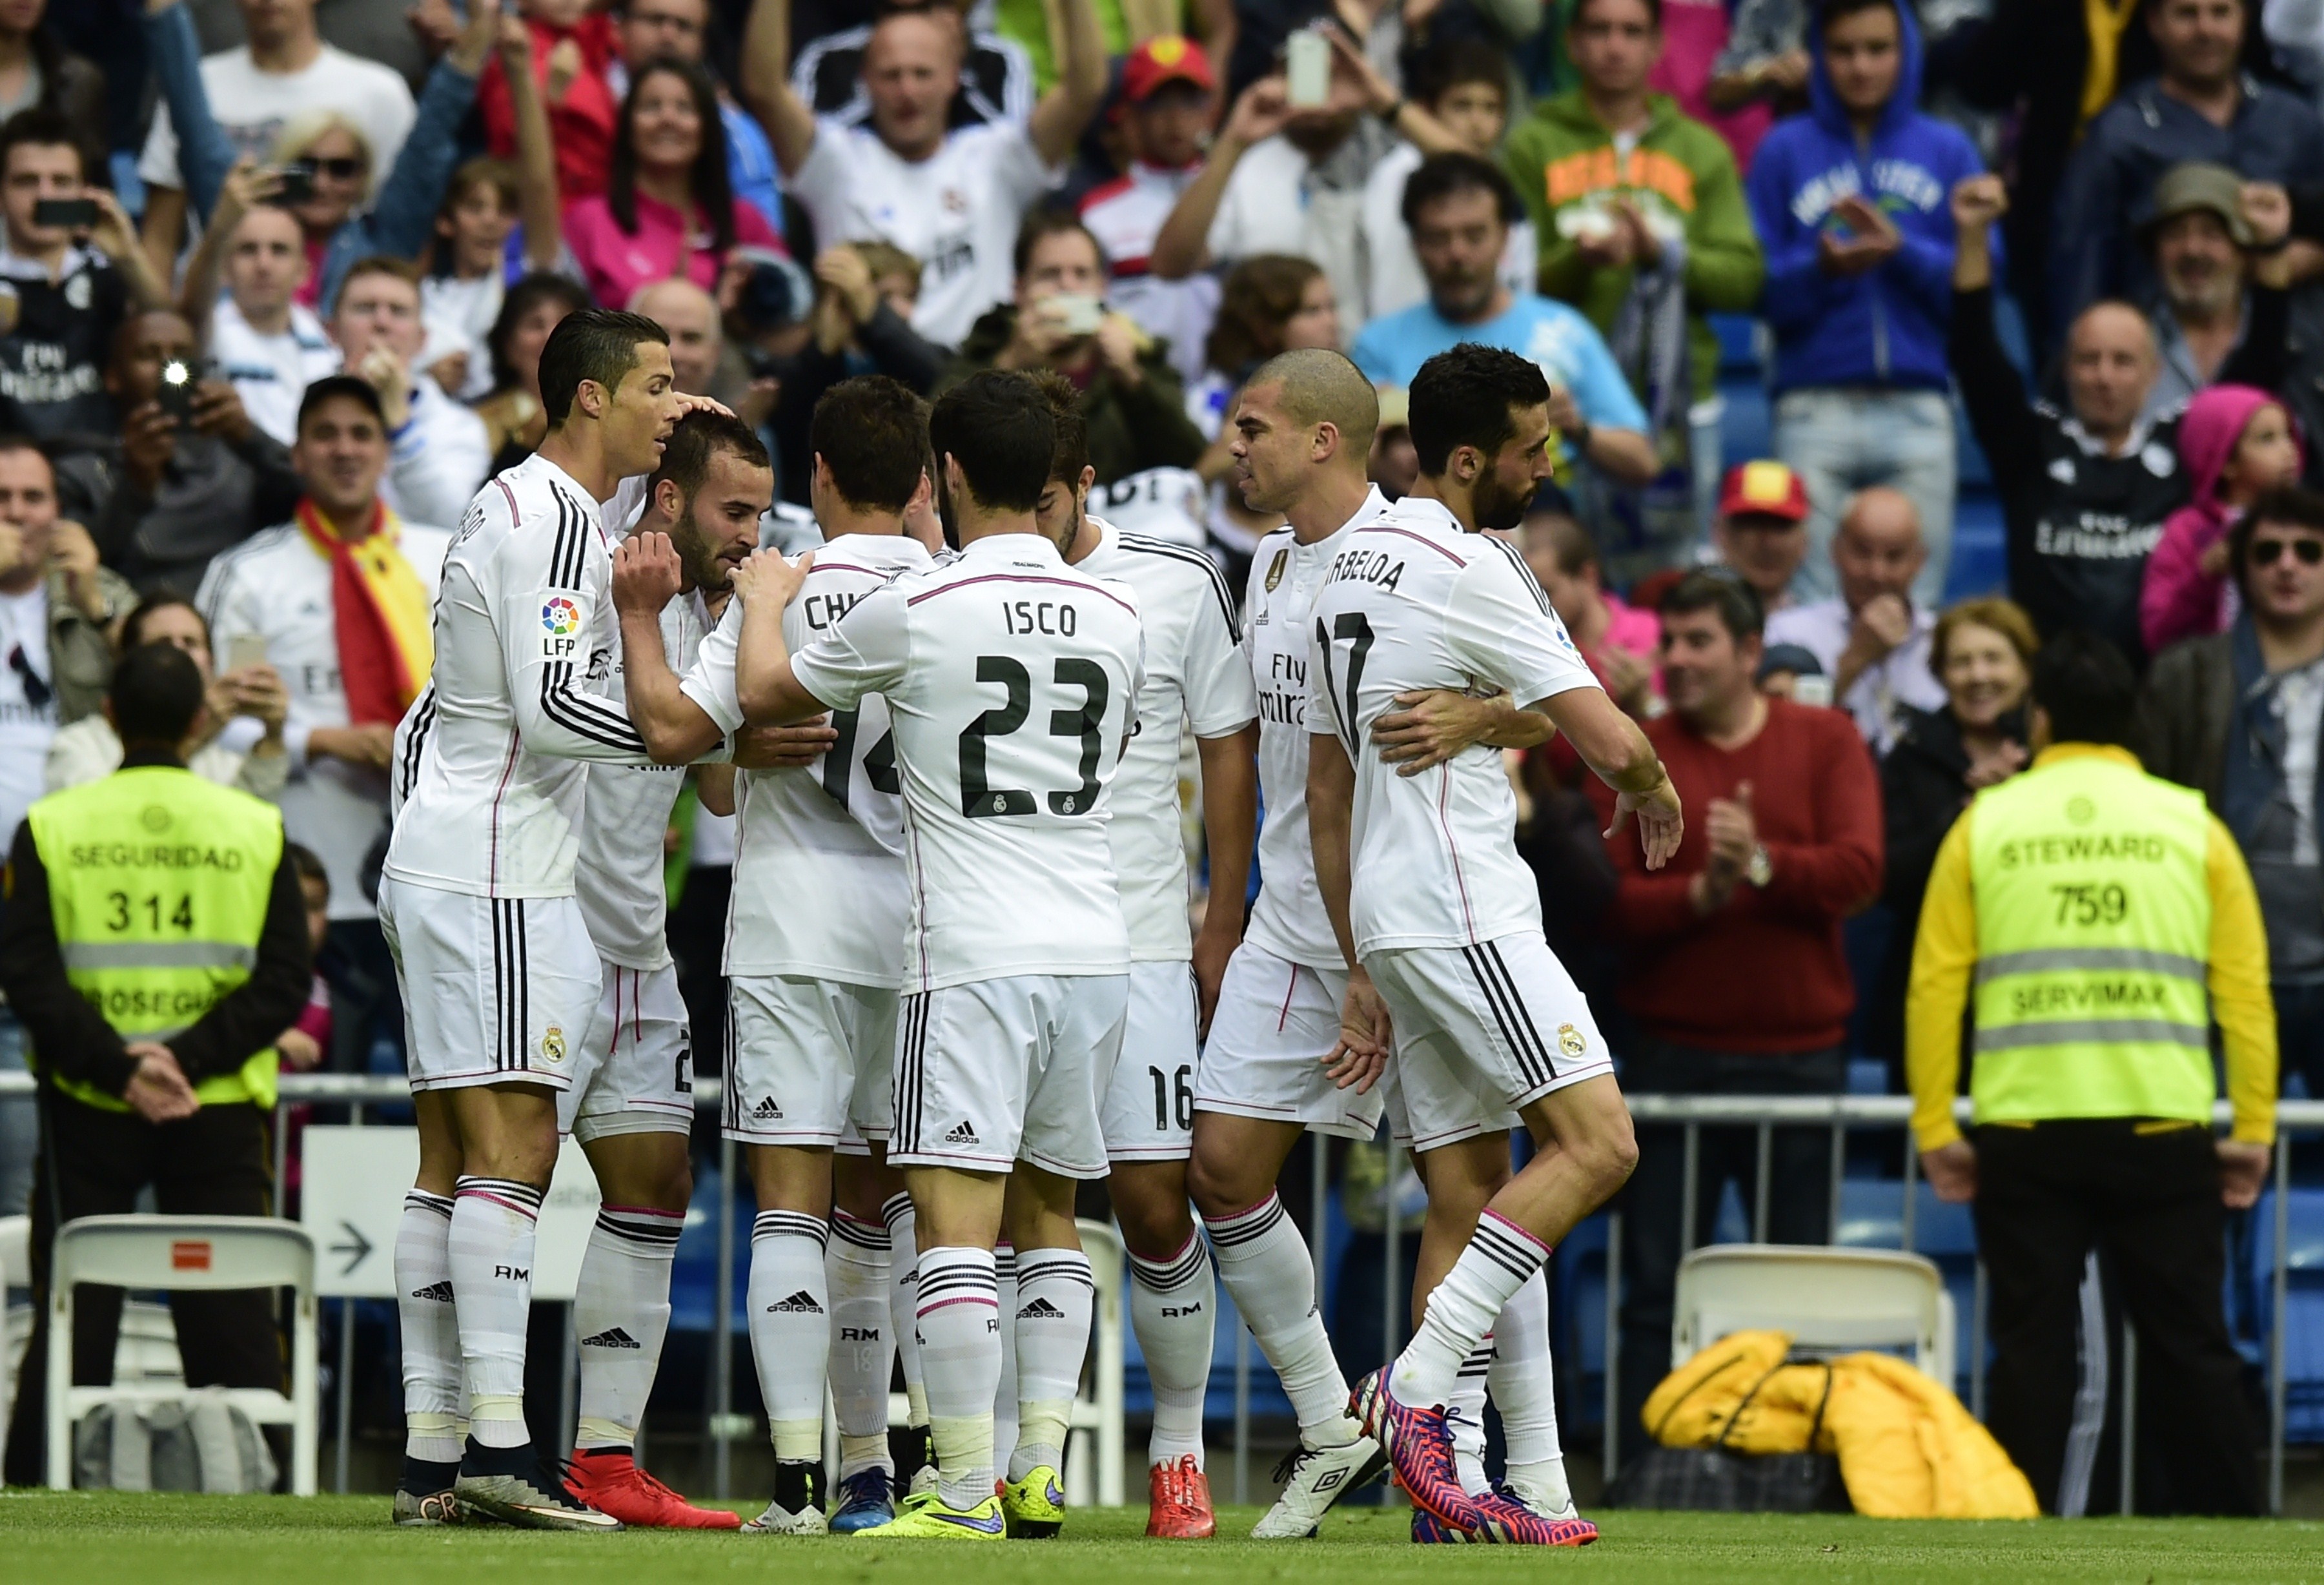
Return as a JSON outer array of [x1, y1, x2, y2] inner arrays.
[[1360, 140, 1538, 323], [420, 273, 504, 403], [382, 377, 493, 533], [139, 43, 416, 196], [1207, 136, 1367, 349], [575, 592, 708, 970], [1764, 596, 1946, 756], [209, 296, 341, 447], [1238, 486, 1398, 970], [0, 582, 56, 852], [1074, 518, 1257, 960], [788, 116, 1057, 349], [1305, 495, 1597, 956], [785, 532, 1144, 991], [1088, 467, 1207, 549], [682, 532, 930, 986], [198, 513, 453, 921], [1079, 161, 1219, 387]]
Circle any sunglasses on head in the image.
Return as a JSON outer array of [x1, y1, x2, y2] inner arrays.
[[305, 157, 365, 181], [2252, 536, 2324, 567]]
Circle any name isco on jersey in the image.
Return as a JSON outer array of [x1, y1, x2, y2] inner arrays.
[[1325, 547, 1405, 592], [1004, 598, 1079, 636]]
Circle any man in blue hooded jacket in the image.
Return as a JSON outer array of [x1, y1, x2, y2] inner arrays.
[[1746, 0, 1985, 607]]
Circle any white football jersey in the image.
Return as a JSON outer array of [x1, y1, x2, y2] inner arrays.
[[1305, 495, 1599, 956], [1089, 467, 1208, 550], [680, 532, 930, 985], [1075, 518, 1258, 961], [1239, 486, 1396, 970], [788, 531, 1144, 992], [385, 453, 653, 899], [575, 591, 709, 970]]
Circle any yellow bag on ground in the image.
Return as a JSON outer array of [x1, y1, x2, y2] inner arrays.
[[1642, 1328, 2039, 1519]]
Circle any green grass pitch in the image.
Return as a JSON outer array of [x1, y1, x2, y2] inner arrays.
[[3, 1495, 2321, 1583]]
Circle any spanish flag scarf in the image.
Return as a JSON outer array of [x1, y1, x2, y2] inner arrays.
[[294, 498, 433, 724]]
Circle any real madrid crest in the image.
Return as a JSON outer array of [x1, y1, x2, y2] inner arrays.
[[542, 1024, 567, 1063], [1556, 1023, 1587, 1058]]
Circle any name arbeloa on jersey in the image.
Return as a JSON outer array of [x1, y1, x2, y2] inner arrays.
[[1325, 546, 1407, 591]]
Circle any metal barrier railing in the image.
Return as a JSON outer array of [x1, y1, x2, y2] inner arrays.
[[1, 1076, 2317, 1511]]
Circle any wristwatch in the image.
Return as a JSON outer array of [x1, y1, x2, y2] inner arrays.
[[1746, 844, 1773, 888]]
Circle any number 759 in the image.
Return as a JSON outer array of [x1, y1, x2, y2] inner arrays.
[[2049, 883, 2128, 926]]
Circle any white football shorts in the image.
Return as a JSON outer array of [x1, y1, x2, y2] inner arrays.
[[722, 973, 897, 1149], [1100, 959, 1201, 1162], [889, 973, 1128, 1180], [1365, 930, 1616, 1152], [560, 959, 694, 1142], [1194, 941, 1385, 1141], [380, 875, 598, 1094]]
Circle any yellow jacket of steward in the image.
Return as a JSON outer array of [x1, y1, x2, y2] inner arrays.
[[1, 755, 312, 1112]]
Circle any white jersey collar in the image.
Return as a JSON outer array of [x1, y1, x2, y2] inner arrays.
[[957, 528, 1063, 563]]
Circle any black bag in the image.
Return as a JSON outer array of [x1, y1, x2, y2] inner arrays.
[[1602, 1355, 1851, 1513]]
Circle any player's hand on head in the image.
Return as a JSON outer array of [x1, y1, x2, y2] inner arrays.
[[673, 391, 735, 420], [613, 532, 684, 614], [733, 717, 839, 768]]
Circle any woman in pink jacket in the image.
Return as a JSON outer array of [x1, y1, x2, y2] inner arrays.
[[2141, 383, 2303, 655], [563, 57, 784, 310]]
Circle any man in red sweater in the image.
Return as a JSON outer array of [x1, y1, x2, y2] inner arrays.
[[1587, 570, 1883, 1440]]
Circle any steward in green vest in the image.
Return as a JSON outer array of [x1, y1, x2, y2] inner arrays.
[[1904, 631, 2276, 1519], [0, 642, 311, 1488]]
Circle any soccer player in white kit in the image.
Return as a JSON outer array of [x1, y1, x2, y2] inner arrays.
[[698, 370, 1145, 1540], [1028, 374, 1259, 1537], [380, 309, 708, 1529], [556, 413, 788, 1529], [1307, 344, 1681, 1543], [609, 377, 937, 1535]]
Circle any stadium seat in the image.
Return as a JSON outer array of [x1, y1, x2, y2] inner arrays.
[[1671, 1243, 1956, 1386], [2250, 1189, 2324, 1442], [43, 1216, 319, 1494]]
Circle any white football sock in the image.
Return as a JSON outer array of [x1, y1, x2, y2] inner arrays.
[[1394, 1211, 1548, 1409], [573, 1205, 682, 1450], [883, 1193, 928, 1428], [1448, 1340, 1494, 1495], [748, 1209, 831, 1463], [1127, 1230, 1213, 1469], [1010, 1247, 1094, 1481], [1206, 1193, 1360, 1448], [828, 1209, 895, 1478], [449, 1176, 543, 1449], [993, 1242, 1019, 1473], [395, 1189, 462, 1466], [1488, 1270, 1570, 1511], [917, 1245, 1001, 1510]]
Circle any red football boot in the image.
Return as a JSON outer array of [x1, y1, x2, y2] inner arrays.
[[564, 1449, 741, 1529], [1145, 1455, 1217, 1539]]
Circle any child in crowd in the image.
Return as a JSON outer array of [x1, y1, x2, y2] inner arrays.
[[2142, 383, 2304, 654], [422, 156, 566, 400]]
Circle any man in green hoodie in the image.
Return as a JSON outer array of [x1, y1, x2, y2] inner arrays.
[[1503, 0, 1762, 546]]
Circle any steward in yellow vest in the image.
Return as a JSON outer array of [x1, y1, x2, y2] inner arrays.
[[0, 643, 311, 1487], [1904, 632, 2276, 1519]]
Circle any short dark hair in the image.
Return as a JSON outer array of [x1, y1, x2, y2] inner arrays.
[[2230, 482, 2324, 588], [1818, 0, 1899, 32], [929, 371, 1055, 513], [0, 108, 85, 180], [0, 431, 50, 479], [119, 593, 205, 655], [1028, 370, 1090, 486], [648, 409, 771, 506], [296, 374, 386, 435], [1408, 343, 1550, 477], [1401, 150, 1523, 233], [338, 254, 422, 300], [1412, 39, 1509, 109], [609, 58, 736, 255], [111, 642, 207, 749], [1661, 568, 1765, 640], [2030, 630, 2139, 748], [539, 309, 670, 428], [487, 272, 592, 396], [810, 375, 930, 512], [285, 841, 329, 893], [1571, 0, 1662, 30], [1013, 206, 1106, 280]]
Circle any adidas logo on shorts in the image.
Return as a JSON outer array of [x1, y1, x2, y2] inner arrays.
[[768, 1289, 826, 1314], [944, 1120, 979, 1145], [753, 1096, 784, 1120], [1017, 1297, 1066, 1320], [580, 1326, 642, 1349], [409, 1280, 454, 1303]]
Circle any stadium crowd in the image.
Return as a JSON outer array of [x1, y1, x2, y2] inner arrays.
[[0, 0, 2311, 1530]]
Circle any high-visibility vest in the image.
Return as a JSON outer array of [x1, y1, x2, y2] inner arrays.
[[25, 764, 284, 1112], [1965, 750, 2216, 1126]]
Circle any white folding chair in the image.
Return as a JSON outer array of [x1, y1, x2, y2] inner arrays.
[[0, 1213, 27, 1428], [1672, 1243, 1956, 1386], [1065, 1217, 1126, 1509], [43, 1215, 318, 1493]]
